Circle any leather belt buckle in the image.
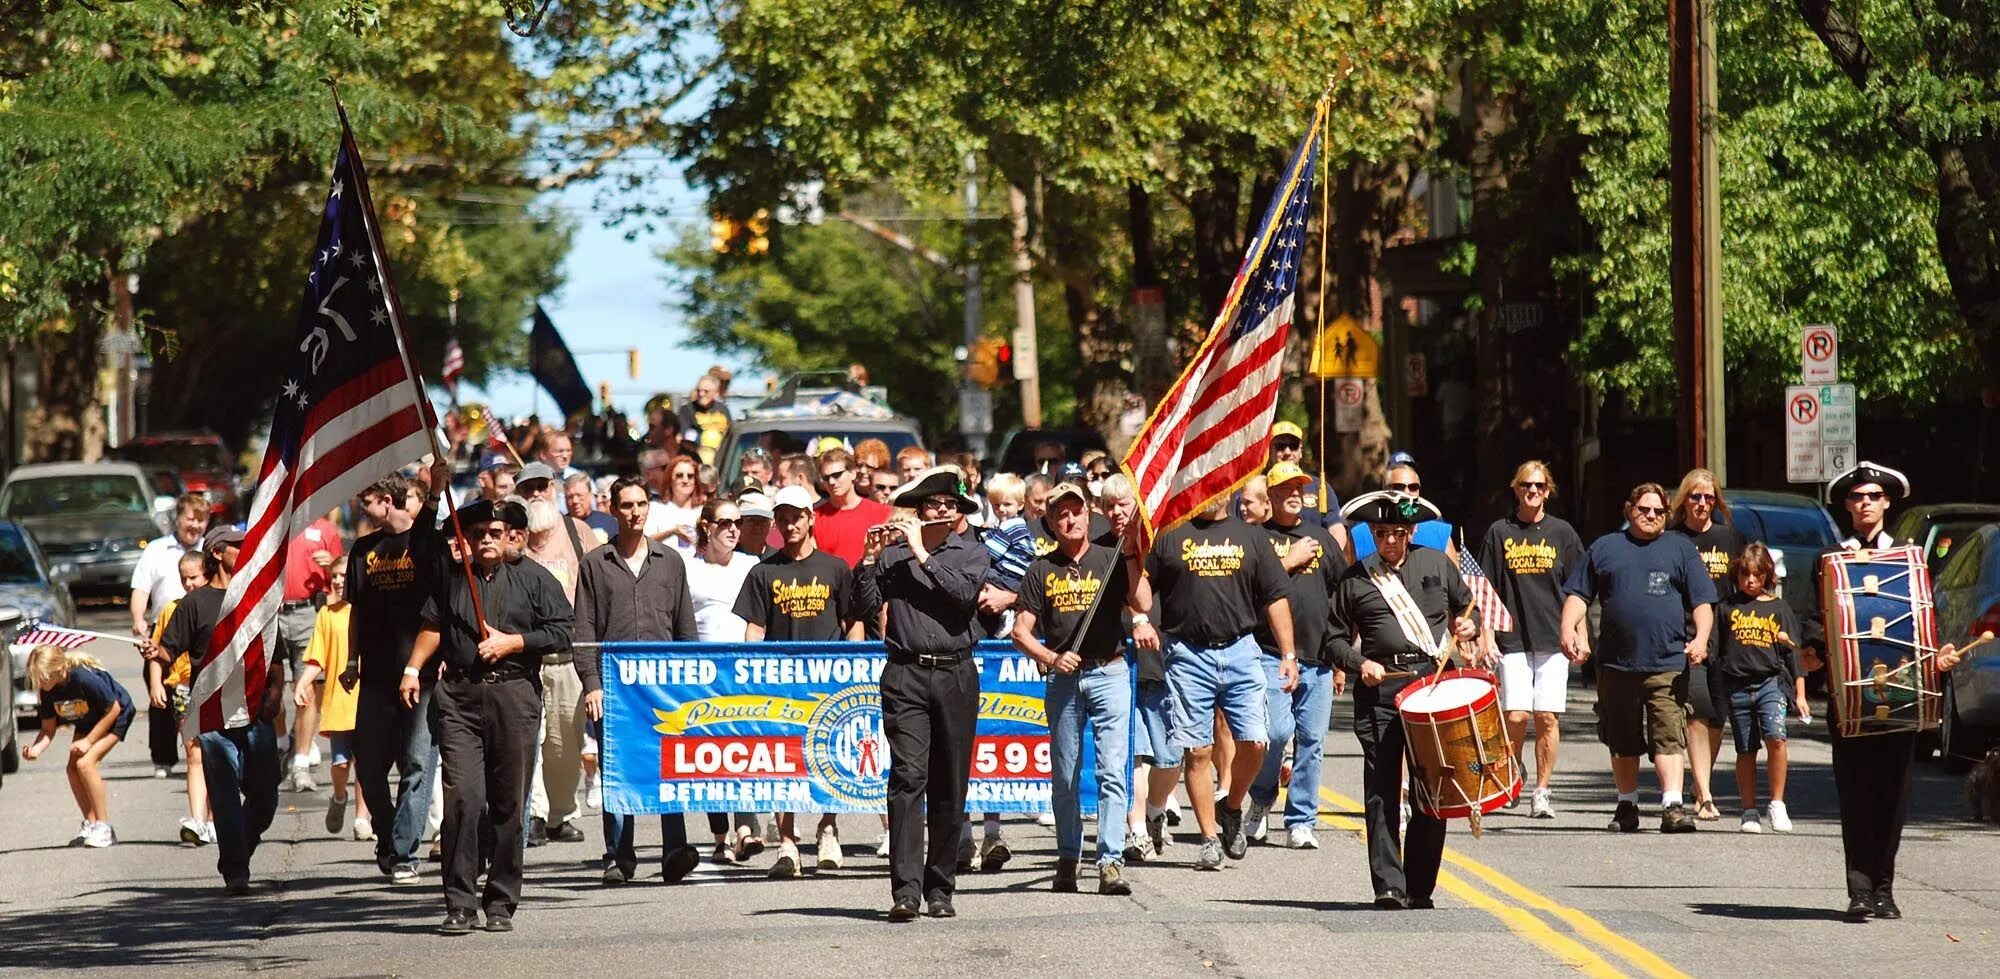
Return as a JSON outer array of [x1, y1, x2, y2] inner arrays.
[[913, 652, 963, 668]]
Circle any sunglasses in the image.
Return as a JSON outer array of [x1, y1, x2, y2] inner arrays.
[[820, 469, 851, 481], [1386, 481, 1422, 493], [918, 498, 956, 513], [1687, 492, 1717, 503], [1847, 491, 1887, 503], [708, 517, 741, 529], [1633, 505, 1668, 518], [672, 472, 696, 481], [873, 482, 900, 493], [1516, 481, 1548, 491], [475, 525, 510, 540]]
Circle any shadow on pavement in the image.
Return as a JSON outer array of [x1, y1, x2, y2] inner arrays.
[[1687, 901, 1850, 921], [1209, 897, 1380, 914], [746, 905, 892, 922]]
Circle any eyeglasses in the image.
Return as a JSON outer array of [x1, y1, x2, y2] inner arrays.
[[1386, 482, 1422, 493], [820, 469, 851, 481], [1633, 505, 1668, 518], [1376, 526, 1413, 538], [1687, 492, 1717, 503], [475, 525, 509, 540], [918, 498, 956, 513], [1847, 491, 1887, 503], [672, 472, 696, 481], [1516, 481, 1548, 491], [873, 482, 900, 493], [708, 517, 741, 529]]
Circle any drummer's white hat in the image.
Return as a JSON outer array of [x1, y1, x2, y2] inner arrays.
[[1825, 460, 1910, 506]]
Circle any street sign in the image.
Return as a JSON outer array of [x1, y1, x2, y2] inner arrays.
[[1404, 353, 1429, 397], [1312, 314, 1380, 378], [1332, 378, 1365, 433], [1801, 324, 1838, 384], [1785, 385, 1822, 483], [1818, 382, 1856, 445], [959, 386, 993, 436], [1010, 323, 1038, 381], [1823, 441, 1856, 478]]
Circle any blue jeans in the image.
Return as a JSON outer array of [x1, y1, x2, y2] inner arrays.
[[198, 720, 281, 882], [353, 683, 435, 867], [1163, 633, 1268, 749], [590, 718, 688, 867], [1248, 659, 1334, 828], [1727, 674, 1791, 754], [1132, 681, 1184, 768], [1047, 659, 1132, 866]]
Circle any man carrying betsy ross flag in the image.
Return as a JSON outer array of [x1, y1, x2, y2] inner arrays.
[[145, 92, 459, 898]]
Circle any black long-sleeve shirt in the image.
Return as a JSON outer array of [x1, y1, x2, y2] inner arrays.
[[573, 539, 698, 694], [420, 557, 573, 679], [855, 531, 990, 657], [1327, 546, 1474, 672]]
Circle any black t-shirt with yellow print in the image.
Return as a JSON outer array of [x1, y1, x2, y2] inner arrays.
[[1017, 543, 1129, 662], [1478, 513, 1586, 654], [1675, 521, 1749, 596], [1143, 515, 1288, 647], [733, 549, 859, 641], [1714, 593, 1802, 681]]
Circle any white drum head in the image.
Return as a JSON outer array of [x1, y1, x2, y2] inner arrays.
[[1402, 675, 1492, 713]]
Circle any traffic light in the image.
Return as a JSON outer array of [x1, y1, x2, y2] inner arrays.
[[710, 216, 739, 254], [995, 340, 1014, 381], [627, 348, 641, 379]]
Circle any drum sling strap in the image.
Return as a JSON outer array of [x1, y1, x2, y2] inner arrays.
[[1369, 565, 1446, 664]]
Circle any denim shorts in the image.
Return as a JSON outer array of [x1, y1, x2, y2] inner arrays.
[[327, 731, 356, 766], [1133, 680, 1183, 768], [1726, 674, 1790, 754], [1163, 633, 1268, 749]]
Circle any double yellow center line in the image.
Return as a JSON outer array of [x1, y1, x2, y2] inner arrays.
[[1312, 786, 1691, 979]]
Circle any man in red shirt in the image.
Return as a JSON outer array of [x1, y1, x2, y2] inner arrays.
[[280, 507, 344, 791], [811, 446, 890, 566]]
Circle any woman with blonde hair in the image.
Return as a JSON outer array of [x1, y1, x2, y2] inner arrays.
[[24, 645, 136, 847], [1667, 467, 1748, 821]]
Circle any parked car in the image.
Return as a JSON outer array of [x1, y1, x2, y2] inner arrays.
[[992, 427, 1110, 476], [109, 431, 242, 520], [1931, 522, 2000, 773], [1, 606, 21, 785], [1723, 489, 1841, 624], [1887, 504, 2000, 577], [713, 376, 925, 489], [0, 462, 168, 598], [1, 519, 78, 723]]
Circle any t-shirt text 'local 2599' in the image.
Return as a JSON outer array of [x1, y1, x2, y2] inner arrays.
[[733, 549, 860, 641], [1674, 521, 1749, 595], [1144, 516, 1288, 647], [1715, 593, 1802, 681], [1017, 543, 1130, 663], [1478, 513, 1586, 655]]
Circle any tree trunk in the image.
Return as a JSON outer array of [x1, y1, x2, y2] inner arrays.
[[1045, 186, 1129, 438], [25, 277, 109, 463], [1127, 181, 1173, 403], [1188, 164, 1242, 326]]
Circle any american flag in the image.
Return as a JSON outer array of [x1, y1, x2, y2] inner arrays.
[[10, 623, 99, 650], [1124, 113, 1321, 544], [1457, 547, 1516, 634], [185, 120, 435, 736], [442, 338, 464, 393]]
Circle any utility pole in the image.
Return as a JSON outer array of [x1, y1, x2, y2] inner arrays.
[[1670, 0, 1726, 479], [1008, 184, 1042, 428], [960, 154, 990, 451]]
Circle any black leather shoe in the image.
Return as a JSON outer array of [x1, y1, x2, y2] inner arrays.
[[525, 817, 549, 848], [1871, 892, 1901, 919], [662, 845, 701, 883], [1409, 896, 1437, 910], [438, 909, 477, 936], [1844, 895, 1874, 922], [887, 900, 920, 923], [927, 896, 957, 918], [547, 820, 586, 844], [483, 914, 513, 933], [1374, 889, 1411, 910]]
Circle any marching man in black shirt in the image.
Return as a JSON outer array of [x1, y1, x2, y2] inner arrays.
[[1011, 480, 1149, 895], [857, 465, 991, 922], [401, 499, 574, 936], [1328, 491, 1479, 910], [1142, 497, 1295, 871]]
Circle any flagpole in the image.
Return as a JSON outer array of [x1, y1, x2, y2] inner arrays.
[[330, 82, 490, 639], [1314, 91, 1333, 516]]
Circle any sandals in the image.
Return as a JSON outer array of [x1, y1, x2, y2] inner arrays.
[[1695, 799, 1721, 821]]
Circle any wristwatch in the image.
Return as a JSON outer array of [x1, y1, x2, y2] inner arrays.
[[1130, 613, 1150, 626]]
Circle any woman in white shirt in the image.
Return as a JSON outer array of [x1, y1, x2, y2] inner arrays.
[[684, 498, 765, 863], [645, 455, 705, 557]]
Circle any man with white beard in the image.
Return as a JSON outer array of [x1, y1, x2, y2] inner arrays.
[[514, 463, 597, 845]]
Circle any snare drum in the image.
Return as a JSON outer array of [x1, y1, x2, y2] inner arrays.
[[1819, 545, 1941, 737], [1395, 669, 1521, 821]]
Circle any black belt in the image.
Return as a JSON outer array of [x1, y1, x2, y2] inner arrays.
[[892, 651, 969, 668], [280, 598, 317, 610], [542, 652, 573, 666], [446, 667, 533, 684], [1386, 651, 1438, 666]]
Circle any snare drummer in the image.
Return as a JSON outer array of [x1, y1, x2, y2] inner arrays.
[[1802, 461, 1968, 921], [1327, 491, 1479, 910]]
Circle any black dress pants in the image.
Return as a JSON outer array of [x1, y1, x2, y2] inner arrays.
[[1828, 725, 1915, 899], [435, 674, 540, 916], [881, 657, 979, 907], [1355, 682, 1446, 901], [148, 697, 180, 768]]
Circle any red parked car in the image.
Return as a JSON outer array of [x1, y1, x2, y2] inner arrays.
[[109, 431, 243, 520]]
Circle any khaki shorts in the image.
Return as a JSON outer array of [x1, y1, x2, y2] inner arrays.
[[1594, 668, 1687, 758]]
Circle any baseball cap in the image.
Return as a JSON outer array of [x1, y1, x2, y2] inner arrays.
[[1047, 480, 1092, 508], [771, 485, 815, 512], [736, 491, 775, 520], [1387, 450, 1418, 470], [1270, 420, 1305, 442], [1265, 461, 1311, 488], [201, 526, 245, 551], [514, 462, 557, 487]]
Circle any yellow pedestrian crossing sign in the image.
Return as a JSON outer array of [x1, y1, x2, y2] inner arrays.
[[1311, 314, 1380, 379]]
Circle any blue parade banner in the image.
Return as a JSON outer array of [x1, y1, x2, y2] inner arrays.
[[601, 641, 1112, 817]]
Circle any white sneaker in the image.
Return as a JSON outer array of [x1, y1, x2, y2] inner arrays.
[[1767, 801, 1793, 833], [816, 826, 843, 869], [307, 743, 322, 767], [1243, 797, 1271, 843], [874, 831, 891, 858], [1530, 787, 1556, 819], [353, 816, 376, 842], [198, 822, 217, 846], [768, 841, 802, 878], [69, 822, 94, 847], [179, 816, 204, 846], [1740, 809, 1763, 834], [1400, 801, 1411, 834], [1286, 824, 1318, 849], [152, 766, 171, 779], [585, 777, 602, 812], [1037, 811, 1056, 827], [324, 794, 346, 834], [290, 766, 317, 793], [84, 823, 117, 848]]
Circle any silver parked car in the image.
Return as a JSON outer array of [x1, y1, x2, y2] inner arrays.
[[1932, 522, 2000, 773], [1, 606, 21, 785], [0, 461, 171, 598], [2, 518, 79, 722]]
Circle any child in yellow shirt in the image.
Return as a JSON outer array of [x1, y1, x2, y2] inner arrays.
[[293, 566, 370, 837], [148, 551, 214, 846]]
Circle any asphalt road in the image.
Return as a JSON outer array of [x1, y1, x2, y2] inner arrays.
[[2, 604, 1995, 978]]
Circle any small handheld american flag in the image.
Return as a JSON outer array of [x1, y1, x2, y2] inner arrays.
[[11, 623, 99, 649], [1458, 548, 1515, 634]]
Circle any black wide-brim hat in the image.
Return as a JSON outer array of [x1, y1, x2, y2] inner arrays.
[[1341, 489, 1442, 526], [892, 465, 980, 513], [457, 498, 528, 530], [1825, 460, 1910, 506]]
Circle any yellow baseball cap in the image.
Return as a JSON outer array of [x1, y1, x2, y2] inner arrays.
[[1266, 460, 1311, 488], [1270, 421, 1305, 442]]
